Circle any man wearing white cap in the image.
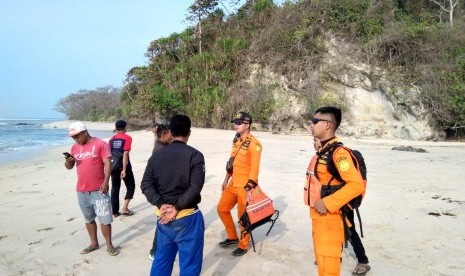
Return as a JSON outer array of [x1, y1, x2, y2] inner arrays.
[[64, 122, 120, 256]]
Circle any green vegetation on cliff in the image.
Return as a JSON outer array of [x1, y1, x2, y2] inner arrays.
[[57, 0, 465, 137]]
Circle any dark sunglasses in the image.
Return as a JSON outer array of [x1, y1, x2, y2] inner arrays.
[[310, 117, 335, 124], [71, 131, 83, 140]]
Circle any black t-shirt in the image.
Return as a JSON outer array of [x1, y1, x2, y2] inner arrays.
[[141, 140, 205, 211]]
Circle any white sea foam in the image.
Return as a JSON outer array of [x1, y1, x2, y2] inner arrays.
[[0, 119, 112, 164]]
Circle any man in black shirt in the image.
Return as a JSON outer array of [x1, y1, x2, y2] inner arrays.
[[141, 114, 206, 276]]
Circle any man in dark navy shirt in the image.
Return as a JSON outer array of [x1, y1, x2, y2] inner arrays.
[[141, 114, 206, 276]]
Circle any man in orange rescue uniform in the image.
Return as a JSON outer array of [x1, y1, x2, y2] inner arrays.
[[309, 106, 364, 276], [217, 112, 262, 256]]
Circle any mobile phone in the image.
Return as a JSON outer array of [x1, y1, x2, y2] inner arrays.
[[63, 152, 72, 158]]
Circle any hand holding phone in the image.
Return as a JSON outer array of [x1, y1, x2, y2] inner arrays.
[[63, 152, 73, 159]]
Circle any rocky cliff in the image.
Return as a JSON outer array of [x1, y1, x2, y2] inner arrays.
[[244, 36, 445, 141]]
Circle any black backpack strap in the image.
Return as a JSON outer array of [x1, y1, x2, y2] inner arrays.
[[317, 142, 343, 184], [340, 207, 350, 248], [356, 207, 363, 238], [326, 144, 361, 184]]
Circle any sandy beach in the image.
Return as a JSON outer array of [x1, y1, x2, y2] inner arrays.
[[0, 121, 464, 276]]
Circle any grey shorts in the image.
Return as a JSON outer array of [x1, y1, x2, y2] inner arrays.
[[77, 191, 113, 225]]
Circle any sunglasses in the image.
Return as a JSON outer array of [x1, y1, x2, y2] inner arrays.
[[310, 117, 335, 125], [234, 121, 249, 126], [71, 131, 83, 140]]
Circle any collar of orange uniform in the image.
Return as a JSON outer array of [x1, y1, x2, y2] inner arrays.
[[237, 133, 252, 143], [318, 137, 340, 153]]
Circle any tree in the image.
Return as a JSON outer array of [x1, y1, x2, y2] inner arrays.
[[187, 0, 219, 53], [429, 0, 459, 28], [54, 86, 122, 121]]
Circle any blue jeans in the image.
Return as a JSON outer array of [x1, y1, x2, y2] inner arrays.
[[150, 211, 204, 276]]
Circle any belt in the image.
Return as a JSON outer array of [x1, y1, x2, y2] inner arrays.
[[155, 208, 199, 220]]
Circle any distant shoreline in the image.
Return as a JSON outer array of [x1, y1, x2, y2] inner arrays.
[[0, 120, 115, 166], [43, 120, 115, 131]]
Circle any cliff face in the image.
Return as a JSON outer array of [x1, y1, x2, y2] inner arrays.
[[243, 36, 445, 141]]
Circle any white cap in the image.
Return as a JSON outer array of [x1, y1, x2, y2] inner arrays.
[[68, 122, 87, 136]]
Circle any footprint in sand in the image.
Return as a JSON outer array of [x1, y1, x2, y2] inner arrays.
[[67, 217, 76, 222], [73, 259, 90, 269], [28, 239, 42, 245], [0, 235, 8, 241], [37, 227, 54, 232], [52, 240, 65, 246], [442, 211, 456, 216]]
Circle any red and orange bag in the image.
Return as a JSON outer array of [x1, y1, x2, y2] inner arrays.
[[239, 184, 279, 252], [245, 185, 276, 224]]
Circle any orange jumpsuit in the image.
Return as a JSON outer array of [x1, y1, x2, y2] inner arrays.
[[217, 133, 262, 250], [309, 137, 364, 276]]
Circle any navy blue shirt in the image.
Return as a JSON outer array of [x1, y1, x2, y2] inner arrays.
[[109, 133, 132, 170]]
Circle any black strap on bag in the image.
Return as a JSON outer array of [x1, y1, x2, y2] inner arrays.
[[238, 188, 280, 253]]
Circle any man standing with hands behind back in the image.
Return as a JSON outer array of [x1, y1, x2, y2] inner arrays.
[[64, 121, 119, 256], [217, 112, 262, 256], [141, 114, 206, 276]]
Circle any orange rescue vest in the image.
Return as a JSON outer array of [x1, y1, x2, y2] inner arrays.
[[304, 155, 322, 207]]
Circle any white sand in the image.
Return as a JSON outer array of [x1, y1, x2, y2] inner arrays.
[[0, 121, 464, 275]]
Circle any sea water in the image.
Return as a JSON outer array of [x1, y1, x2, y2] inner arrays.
[[0, 118, 113, 165]]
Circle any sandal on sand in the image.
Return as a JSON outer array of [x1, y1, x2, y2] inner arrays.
[[121, 210, 134, 216], [352, 263, 371, 276], [80, 245, 99, 254], [107, 247, 120, 256]]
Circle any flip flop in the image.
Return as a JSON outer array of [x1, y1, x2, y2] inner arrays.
[[107, 246, 120, 256], [352, 263, 371, 276], [121, 210, 134, 216], [80, 245, 99, 254]]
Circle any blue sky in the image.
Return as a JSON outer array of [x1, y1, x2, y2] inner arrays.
[[0, 0, 201, 119]]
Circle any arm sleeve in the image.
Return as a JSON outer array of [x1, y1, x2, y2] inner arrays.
[[141, 157, 163, 208], [323, 148, 364, 213], [248, 140, 262, 184], [174, 151, 206, 211], [101, 141, 112, 159], [123, 135, 132, 151]]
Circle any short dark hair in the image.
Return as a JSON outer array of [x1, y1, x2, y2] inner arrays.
[[169, 114, 191, 137], [156, 124, 169, 138], [314, 106, 342, 129], [115, 119, 127, 130]]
